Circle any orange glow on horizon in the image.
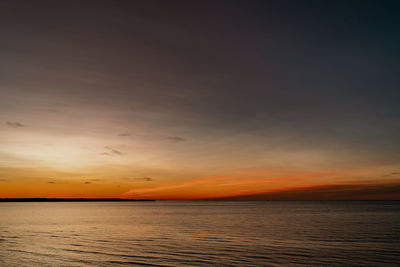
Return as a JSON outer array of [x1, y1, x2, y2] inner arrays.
[[1, 162, 399, 200]]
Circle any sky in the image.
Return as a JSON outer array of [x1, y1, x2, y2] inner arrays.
[[1, 0, 399, 200]]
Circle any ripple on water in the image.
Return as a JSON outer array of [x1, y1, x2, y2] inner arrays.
[[0, 201, 399, 266]]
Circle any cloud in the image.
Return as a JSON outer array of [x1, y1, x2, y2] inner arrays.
[[99, 152, 111, 156], [211, 182, 400, 200], [122, 177, 153, 182], [84, 181, 91, 184], [0, 179, 7, 182], [43, 109, 61, 113], [383, 172, 400, 177], [104, 146, 125, 156], [118, 133, 131, 136], [166, 136, 186, 142], [121, 169, 331, 198], [48, 181, 55, 184], [6, 121, 25, 128]]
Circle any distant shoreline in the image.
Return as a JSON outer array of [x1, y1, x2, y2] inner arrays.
[[1, 199, 398, 202], [0, 198, 155, 202]]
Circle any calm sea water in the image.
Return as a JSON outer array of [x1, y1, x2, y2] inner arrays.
[[0, 201, 399, 266]]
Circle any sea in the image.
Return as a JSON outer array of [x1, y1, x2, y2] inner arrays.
[[0, 201, 399, 266]]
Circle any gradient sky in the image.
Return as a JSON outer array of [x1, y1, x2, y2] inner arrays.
[[1, 0, 399, 200]]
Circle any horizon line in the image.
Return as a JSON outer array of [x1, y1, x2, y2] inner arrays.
[[0, 198, 399, 202]]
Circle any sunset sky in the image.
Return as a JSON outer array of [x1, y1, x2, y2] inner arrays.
[[1, 0, 399, 200]]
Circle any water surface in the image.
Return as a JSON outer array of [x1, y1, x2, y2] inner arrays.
[[0, 201, 399, 266]]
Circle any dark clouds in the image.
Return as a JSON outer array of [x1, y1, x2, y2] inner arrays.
[[0, 0, 399, 169], [214, 182, 400, 201]]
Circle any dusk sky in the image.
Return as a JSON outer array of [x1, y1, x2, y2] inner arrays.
[[1, 0, 399, 199]]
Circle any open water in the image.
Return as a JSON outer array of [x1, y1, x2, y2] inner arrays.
[[0, 201, 399, 266]]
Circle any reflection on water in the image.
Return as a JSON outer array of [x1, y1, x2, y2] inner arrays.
[[0, 201, 399, 266]]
